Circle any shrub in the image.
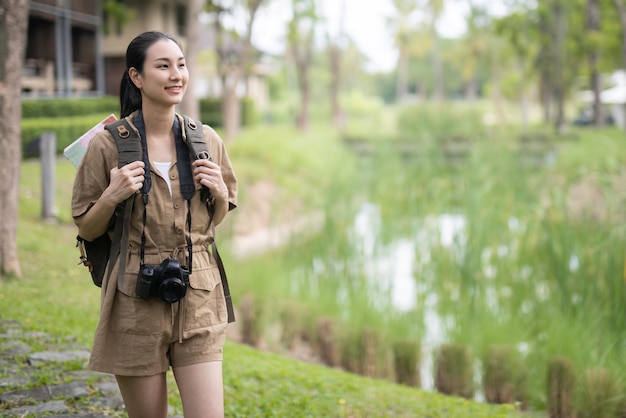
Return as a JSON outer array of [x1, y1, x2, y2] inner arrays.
[[199, 97, 258, 128], [434, 343, 474, 399], [577, 367, 623, 418], [393, 339, 421, 387], [22, 96, 117, 118], [21, 114, 109, 156], [239, 294, 264, 347], [482, 345, 527, 407], [315, 316, 339, 368], [547, 357, 576, 418]]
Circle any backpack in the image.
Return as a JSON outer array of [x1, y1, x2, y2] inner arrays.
[[76, 115, 235, 323]]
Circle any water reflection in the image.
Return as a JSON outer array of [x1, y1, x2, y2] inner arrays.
[[351, 203, 467, 390], [351, 203, 466, 313]]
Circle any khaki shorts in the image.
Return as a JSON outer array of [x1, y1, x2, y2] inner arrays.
[[101, 283, 228, 376]]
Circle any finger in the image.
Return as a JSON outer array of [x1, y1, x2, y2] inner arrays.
[[125, 160, 145, 169]]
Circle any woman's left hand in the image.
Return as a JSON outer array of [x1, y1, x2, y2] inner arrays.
[[192, 158, 228, 203]]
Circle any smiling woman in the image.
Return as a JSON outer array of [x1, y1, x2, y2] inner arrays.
[[71, 31, 238, 418]]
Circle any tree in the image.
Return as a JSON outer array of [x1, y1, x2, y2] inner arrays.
[[493, 8, 538, 129], [424, 0, 445, 101], [387, 0, 420, 102], [180, 0, 205, 120], [322, 0, 347, 127], [613, 0, 626, 128], [0, 0, 28, 279], [587, 0, 605, 126], [208, 0, 268, 140], [288, 0, 318, 131], [460, 1, 490, 101]]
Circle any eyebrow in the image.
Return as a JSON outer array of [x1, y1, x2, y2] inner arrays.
[[153, 57, 186, 62]]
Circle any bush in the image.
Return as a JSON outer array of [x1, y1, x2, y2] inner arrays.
[[393, 339, 421, 387], [577, 367, 623, 418], [199, 98, 223, 128], [199, 97, 258, 128], [547, 357, 576, 418], [482, 345, 527, 407], [21, 114, 110, 156], [434, 343, 474, 399], [22, 96, 118, 118]]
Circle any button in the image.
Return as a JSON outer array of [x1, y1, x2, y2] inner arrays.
[[174, 202, 180, 209], [176, 227, 184, 234], [170, 173, 177, 180]]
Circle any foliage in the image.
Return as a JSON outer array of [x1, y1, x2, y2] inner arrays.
[[101, 0, 135, 35], [190, 98, 258, 128], [22, 96, 118, 118], [21, 114, 111, 155]]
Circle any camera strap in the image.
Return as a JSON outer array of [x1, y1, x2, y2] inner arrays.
[[134, 112, 195, 273]]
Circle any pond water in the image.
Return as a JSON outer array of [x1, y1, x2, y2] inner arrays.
[[345, 202, 585, 392], [351, 203, 469, 390]]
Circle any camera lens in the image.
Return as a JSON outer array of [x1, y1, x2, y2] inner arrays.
[[158, 277, 187, 303]]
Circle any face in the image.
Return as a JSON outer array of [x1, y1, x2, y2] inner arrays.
[[129, 39, 189, 108]]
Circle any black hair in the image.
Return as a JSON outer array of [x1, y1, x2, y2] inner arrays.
[[119, 31, 182, 118]]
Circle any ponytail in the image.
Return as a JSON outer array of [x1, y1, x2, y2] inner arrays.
[[119, 72, 141, 118]]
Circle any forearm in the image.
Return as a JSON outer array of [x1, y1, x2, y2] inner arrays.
[[211, 196, 229, 226], [74, 191, 119, 241]]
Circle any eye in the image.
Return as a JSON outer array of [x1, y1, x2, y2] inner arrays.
[[179, 62, 186, 68], [158, 64, 169, 69]]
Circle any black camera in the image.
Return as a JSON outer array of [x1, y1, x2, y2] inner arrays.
[[136, 258, 190, 303]]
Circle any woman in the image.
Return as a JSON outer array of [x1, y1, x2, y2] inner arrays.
[[72, 31, 237, 418]]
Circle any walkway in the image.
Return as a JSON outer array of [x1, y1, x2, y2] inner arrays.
[[0, 318, 159, 417]]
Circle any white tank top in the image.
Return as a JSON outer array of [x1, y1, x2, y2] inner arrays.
[[153, 161, 173, 196]]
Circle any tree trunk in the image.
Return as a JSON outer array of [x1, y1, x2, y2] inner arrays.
[[552, 0, 567, 131], [431, 26, 444, 101], [587, 0, 604, 127], [329, 44, 343, 127], [327, 0, 345, 127], [242, 0, 263, 97], [396, 51, 409, 103], [180, 0, 204, 120], [518, 58, 529, 131], [295, 58, 310, 131], [214, 7, 241, 141], [0, 0, 28, 279], [612, 0, 626, 129], [222, 83, 240, 141]]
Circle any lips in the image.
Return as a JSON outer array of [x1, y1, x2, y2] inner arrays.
[[165, 85, 182, 91]]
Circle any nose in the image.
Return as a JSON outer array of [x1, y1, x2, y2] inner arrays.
[[170, 67, 181, 80]]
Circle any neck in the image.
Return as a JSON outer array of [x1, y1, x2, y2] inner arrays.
[[141, 103, 176, 135]]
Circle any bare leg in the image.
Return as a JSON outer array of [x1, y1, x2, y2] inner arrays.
[[173, 361, 224, 418], [115, 373, 168, 418]]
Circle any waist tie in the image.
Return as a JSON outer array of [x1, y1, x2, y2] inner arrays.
[[171, 299, 185, 344]]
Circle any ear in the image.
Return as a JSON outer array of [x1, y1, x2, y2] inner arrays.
[[128, 68, 142, 89]]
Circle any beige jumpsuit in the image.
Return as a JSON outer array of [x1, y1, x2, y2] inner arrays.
[[71, 111, 237, 376]]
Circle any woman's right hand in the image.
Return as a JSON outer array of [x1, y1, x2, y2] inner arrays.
[[75, 160, 145, 241], [106, 160, 146, 204]]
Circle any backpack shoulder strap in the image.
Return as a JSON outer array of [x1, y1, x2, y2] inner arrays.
[[105, 118, 143, 168], [102, 118, 142, 290], [182, 115, 212, 203], [182, 115, 211, 161], [181, 115, 235, 323]]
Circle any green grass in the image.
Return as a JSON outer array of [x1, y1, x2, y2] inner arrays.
[[224, 343, 517, 417], [0, 133, 519, 417]]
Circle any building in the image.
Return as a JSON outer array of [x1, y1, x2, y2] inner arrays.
[[24, 0, 103, 97]]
